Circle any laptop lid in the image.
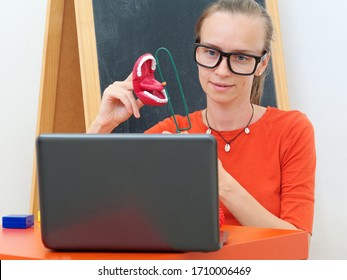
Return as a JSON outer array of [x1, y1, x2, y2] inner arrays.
[[36, 133, 220, 252]]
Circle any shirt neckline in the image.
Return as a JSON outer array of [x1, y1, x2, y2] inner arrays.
[[197, 106, 275, 134]]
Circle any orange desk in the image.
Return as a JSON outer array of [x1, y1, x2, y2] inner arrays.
[[0, 223, 308, 260]]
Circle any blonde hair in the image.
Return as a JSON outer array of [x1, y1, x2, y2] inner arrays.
[[195, 0, 273, 104]]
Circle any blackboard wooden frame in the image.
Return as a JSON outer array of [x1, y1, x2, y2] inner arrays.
[[30, 0, 289, 215]]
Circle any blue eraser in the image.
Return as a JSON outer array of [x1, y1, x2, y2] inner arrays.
[[2, 214, 34, 229]]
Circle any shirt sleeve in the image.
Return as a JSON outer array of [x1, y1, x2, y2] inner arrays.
[[280, 112, 316, 234]]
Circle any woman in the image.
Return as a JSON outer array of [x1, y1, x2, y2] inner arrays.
[[88, 0, 315, 236]]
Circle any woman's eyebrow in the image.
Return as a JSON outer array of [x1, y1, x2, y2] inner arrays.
[[199, 42, 258, 55], [199, 42, 221, 49]]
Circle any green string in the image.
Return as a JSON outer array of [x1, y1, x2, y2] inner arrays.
[[154, 47, 191, 133]]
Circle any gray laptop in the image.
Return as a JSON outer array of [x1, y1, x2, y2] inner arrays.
[[36, 133, 221, 252]]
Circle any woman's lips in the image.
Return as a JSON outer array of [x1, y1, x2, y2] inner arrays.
[[210, 81, 233, 91]]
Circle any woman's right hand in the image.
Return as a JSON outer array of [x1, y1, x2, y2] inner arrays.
[[88, 73, 144, 133]]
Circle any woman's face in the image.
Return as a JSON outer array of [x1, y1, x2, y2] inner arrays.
[[198, 11, 269, 105]]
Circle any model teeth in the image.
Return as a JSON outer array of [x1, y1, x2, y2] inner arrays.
[[143, 89, 168, 103], [137, 55, 156, 77]]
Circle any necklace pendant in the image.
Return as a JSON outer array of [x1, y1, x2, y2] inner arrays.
[[206, 128, 212, 134], [225, 143, 230, 152], [244, 127, 250, 134]]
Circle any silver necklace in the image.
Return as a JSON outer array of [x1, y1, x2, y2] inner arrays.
[[205, 104, 254, 152]]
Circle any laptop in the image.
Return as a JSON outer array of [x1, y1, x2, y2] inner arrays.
[[36, 133, 222, 252]]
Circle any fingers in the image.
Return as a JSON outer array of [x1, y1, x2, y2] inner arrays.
[[132, 98, 144, 118], [125, 72, 133, 82], [105, 78, 143, 119], [115, 89, 138, 115], [123, 72, 134, 90], [162, 131, 190, 134], [123, 73, 144, 118]]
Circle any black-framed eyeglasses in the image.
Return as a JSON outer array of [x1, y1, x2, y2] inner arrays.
[[194, 43, 267, 76]]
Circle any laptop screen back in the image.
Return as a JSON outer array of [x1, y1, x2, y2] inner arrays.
[[36, 133, 220, 252]]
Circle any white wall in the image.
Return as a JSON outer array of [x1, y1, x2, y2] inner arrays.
[[0, 0, 346, 259], [278, 0, 347, 259], [0, 1, 45, 217]]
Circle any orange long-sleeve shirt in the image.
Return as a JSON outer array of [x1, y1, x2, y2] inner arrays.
[[146, 107, 316, 234]]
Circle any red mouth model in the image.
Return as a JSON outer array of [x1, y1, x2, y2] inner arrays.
[[132, 53, 168, 106]]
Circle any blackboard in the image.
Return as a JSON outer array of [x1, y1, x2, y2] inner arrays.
[[92, 0, 276, 133]]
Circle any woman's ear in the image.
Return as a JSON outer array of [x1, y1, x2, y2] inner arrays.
[[255, 52, 271, 76]]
